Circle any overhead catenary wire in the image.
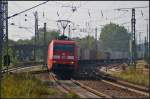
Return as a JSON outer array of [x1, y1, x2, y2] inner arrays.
[[8, 1, 149, 41], [114, 6, 149, 10], [7, 1, 49, 19], [9, 12, 57, 29]]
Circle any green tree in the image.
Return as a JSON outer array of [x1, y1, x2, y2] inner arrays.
[[28, 29, 59, 60], [75, 35, 95, 49], [15, 28, 60, 46], [3, 47, 18, 67], [99, 23, 130, 52], [7, 29, 60, 62], [30, 29, 59, 45]]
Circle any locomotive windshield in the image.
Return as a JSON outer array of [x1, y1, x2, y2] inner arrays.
[[54, 44, 74, 52]]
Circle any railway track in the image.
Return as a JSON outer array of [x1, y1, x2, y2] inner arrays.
[[75, 80, 149, 98], [94, 62, 149, 94], [48, 73, 103, 98], [1, 60, 149, 98], [1, 65, 44, 75], [48, 71, 149, 98], [97, 70, 149, 93], [1, 58, 128, 74], [1, 61, 43, 74], [73, 65, 149, 98]]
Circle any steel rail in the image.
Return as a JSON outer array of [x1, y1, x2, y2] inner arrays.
[[49, 73, 76, 94], [2, 65, 40, 73], [1, 62, 43, 74], [71, 79, 112, 98], [101, 79, 149, 96], [97, 70, 149, 93], [49, 73, 102, 98]]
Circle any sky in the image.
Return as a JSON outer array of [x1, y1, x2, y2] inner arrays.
[[8, 1, 149, 44]]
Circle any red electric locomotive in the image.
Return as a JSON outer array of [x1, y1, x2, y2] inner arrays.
[[47, 39, 78, 79]]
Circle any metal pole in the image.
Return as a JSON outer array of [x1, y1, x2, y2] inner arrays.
[[148, 27, 150, 66], [43, 23, 47, 66], [34, 11, 38, 61], [5, 1, 9, 72], [87, 22, 90, 49], [146, 23, 149, 64], [144, 37, 147, 60], [6, 1, 8, 57], [63, 28, 65, 36], [95, 27, 98, 59], [147, 23, 148, 44], [0, 1, 4, 68], [142, 39, 145, 58], [36, 12, 39, 60], [68, 25, 70, 39], [37, 12, 39, 40], [129, 39, 132, 63], [0, 0, 8, 68], [138, 32, 141, 58], [144, 19, 149, 64], [131, 8, 137, 67]]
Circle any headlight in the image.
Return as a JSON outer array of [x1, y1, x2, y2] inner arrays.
[[71, 61, 74, 64], [67, 56, 74, 59], [53, 55, 60, 59]]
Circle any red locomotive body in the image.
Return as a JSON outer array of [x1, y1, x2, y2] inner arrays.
[[47, 40, 78, 79]]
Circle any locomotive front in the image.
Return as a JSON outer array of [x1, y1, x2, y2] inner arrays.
[[47, 40, 78, 79]]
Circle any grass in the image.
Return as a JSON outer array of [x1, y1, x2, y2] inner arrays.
[[64, 92, 79, 98], [136, 60, 149, 68], [1, 73, 58, 98], [1, 73, 80, 98], [112, 66, 149, 86]]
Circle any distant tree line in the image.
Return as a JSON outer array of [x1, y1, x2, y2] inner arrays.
[[3, 23, 137, 67]]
